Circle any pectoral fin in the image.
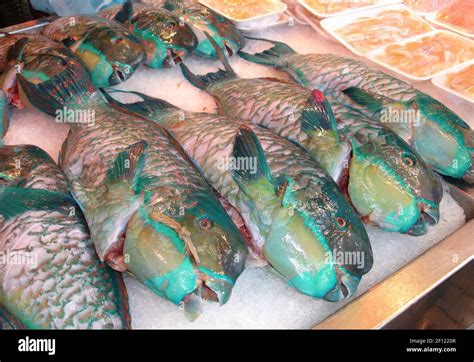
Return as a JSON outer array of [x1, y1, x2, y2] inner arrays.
[[107, 140, 149, 194], [342, 87, 391, 113], [301, 90, 338, 135]]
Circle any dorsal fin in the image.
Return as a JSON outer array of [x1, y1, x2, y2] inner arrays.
[[238, 36, 295, 66], [180, 32, 237, 90], [232, 125, 272, 185], [6, 37, 28, 64], [113, 0, 133, 24], [102, 89, 178, 118]]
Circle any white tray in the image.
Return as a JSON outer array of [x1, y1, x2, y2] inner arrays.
[[425, 10, 474, 39], [432, 60, 474, 103], [402, 0, 453, 16], [199, 0, 288, 30], [366, 30, 474, 81], [320, 4, 434, 57], [297, 0, 401, 19]]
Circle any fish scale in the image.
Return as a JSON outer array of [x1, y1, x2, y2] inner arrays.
[[212, 78, 313, 146], [182, 39, 443, 235], [10, 34, 246, 315], [104, 90, 373, 301], [281, 53, 418, 101], [0, 144, 129, 329], [239, 43, 473, 181]]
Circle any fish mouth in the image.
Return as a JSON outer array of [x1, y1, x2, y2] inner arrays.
[[324, 266, 360, 302], [109, 64, 132, 85], [163, 48, 185, 67], [181, 273, 234, 321], [223, 41, 234, 57], [406, 202, 439, 236], [199, 275, 233, 305]]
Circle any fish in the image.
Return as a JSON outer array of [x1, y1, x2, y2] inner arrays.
[[158, 0, 245, 57], [9, 35, 247, 319], [0, 34, 79, 109], [41, 15, 146, 88], [180, 35, 443, 235], [99, 1, 198, 68], [0, 99, 130, 328], [103, 89, 373, 301], [238, 38, 474, 183]]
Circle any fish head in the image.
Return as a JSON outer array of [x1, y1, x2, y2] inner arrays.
[[184, 6, 245, 57], [347, 126, 443, 235], [122, 191, 247, 315], [264, 176, 372, 301], [175, 193, 248, 305], [131, 10, 197, 67], [72, 27, 146, 87], [409, 93, 473, 181]]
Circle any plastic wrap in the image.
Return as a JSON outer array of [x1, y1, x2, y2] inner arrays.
[[333, 8, 432, 53], [370, 31, 474, 79], [434, 0, 474, 36]]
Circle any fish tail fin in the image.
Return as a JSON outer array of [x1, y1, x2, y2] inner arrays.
[[18, 60, 98, 117], [113, 0, 133, 23], [102, 89, 178, 118], [0, 90, 10, 145], [238, 36, 295, 66], [180, 32, 237, 90]]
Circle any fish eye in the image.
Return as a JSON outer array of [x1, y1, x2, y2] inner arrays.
[[336, 217, 347, 229], [402, 153, 416, 167], [166, 21, 176, 30], [112, 37, 124, 44], [199, 218, 213, 230]]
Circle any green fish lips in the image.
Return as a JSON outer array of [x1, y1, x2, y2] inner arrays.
[[129, 16, 197, 68]]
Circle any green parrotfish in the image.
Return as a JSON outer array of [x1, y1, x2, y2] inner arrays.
[[238, 38, 474, 183]]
